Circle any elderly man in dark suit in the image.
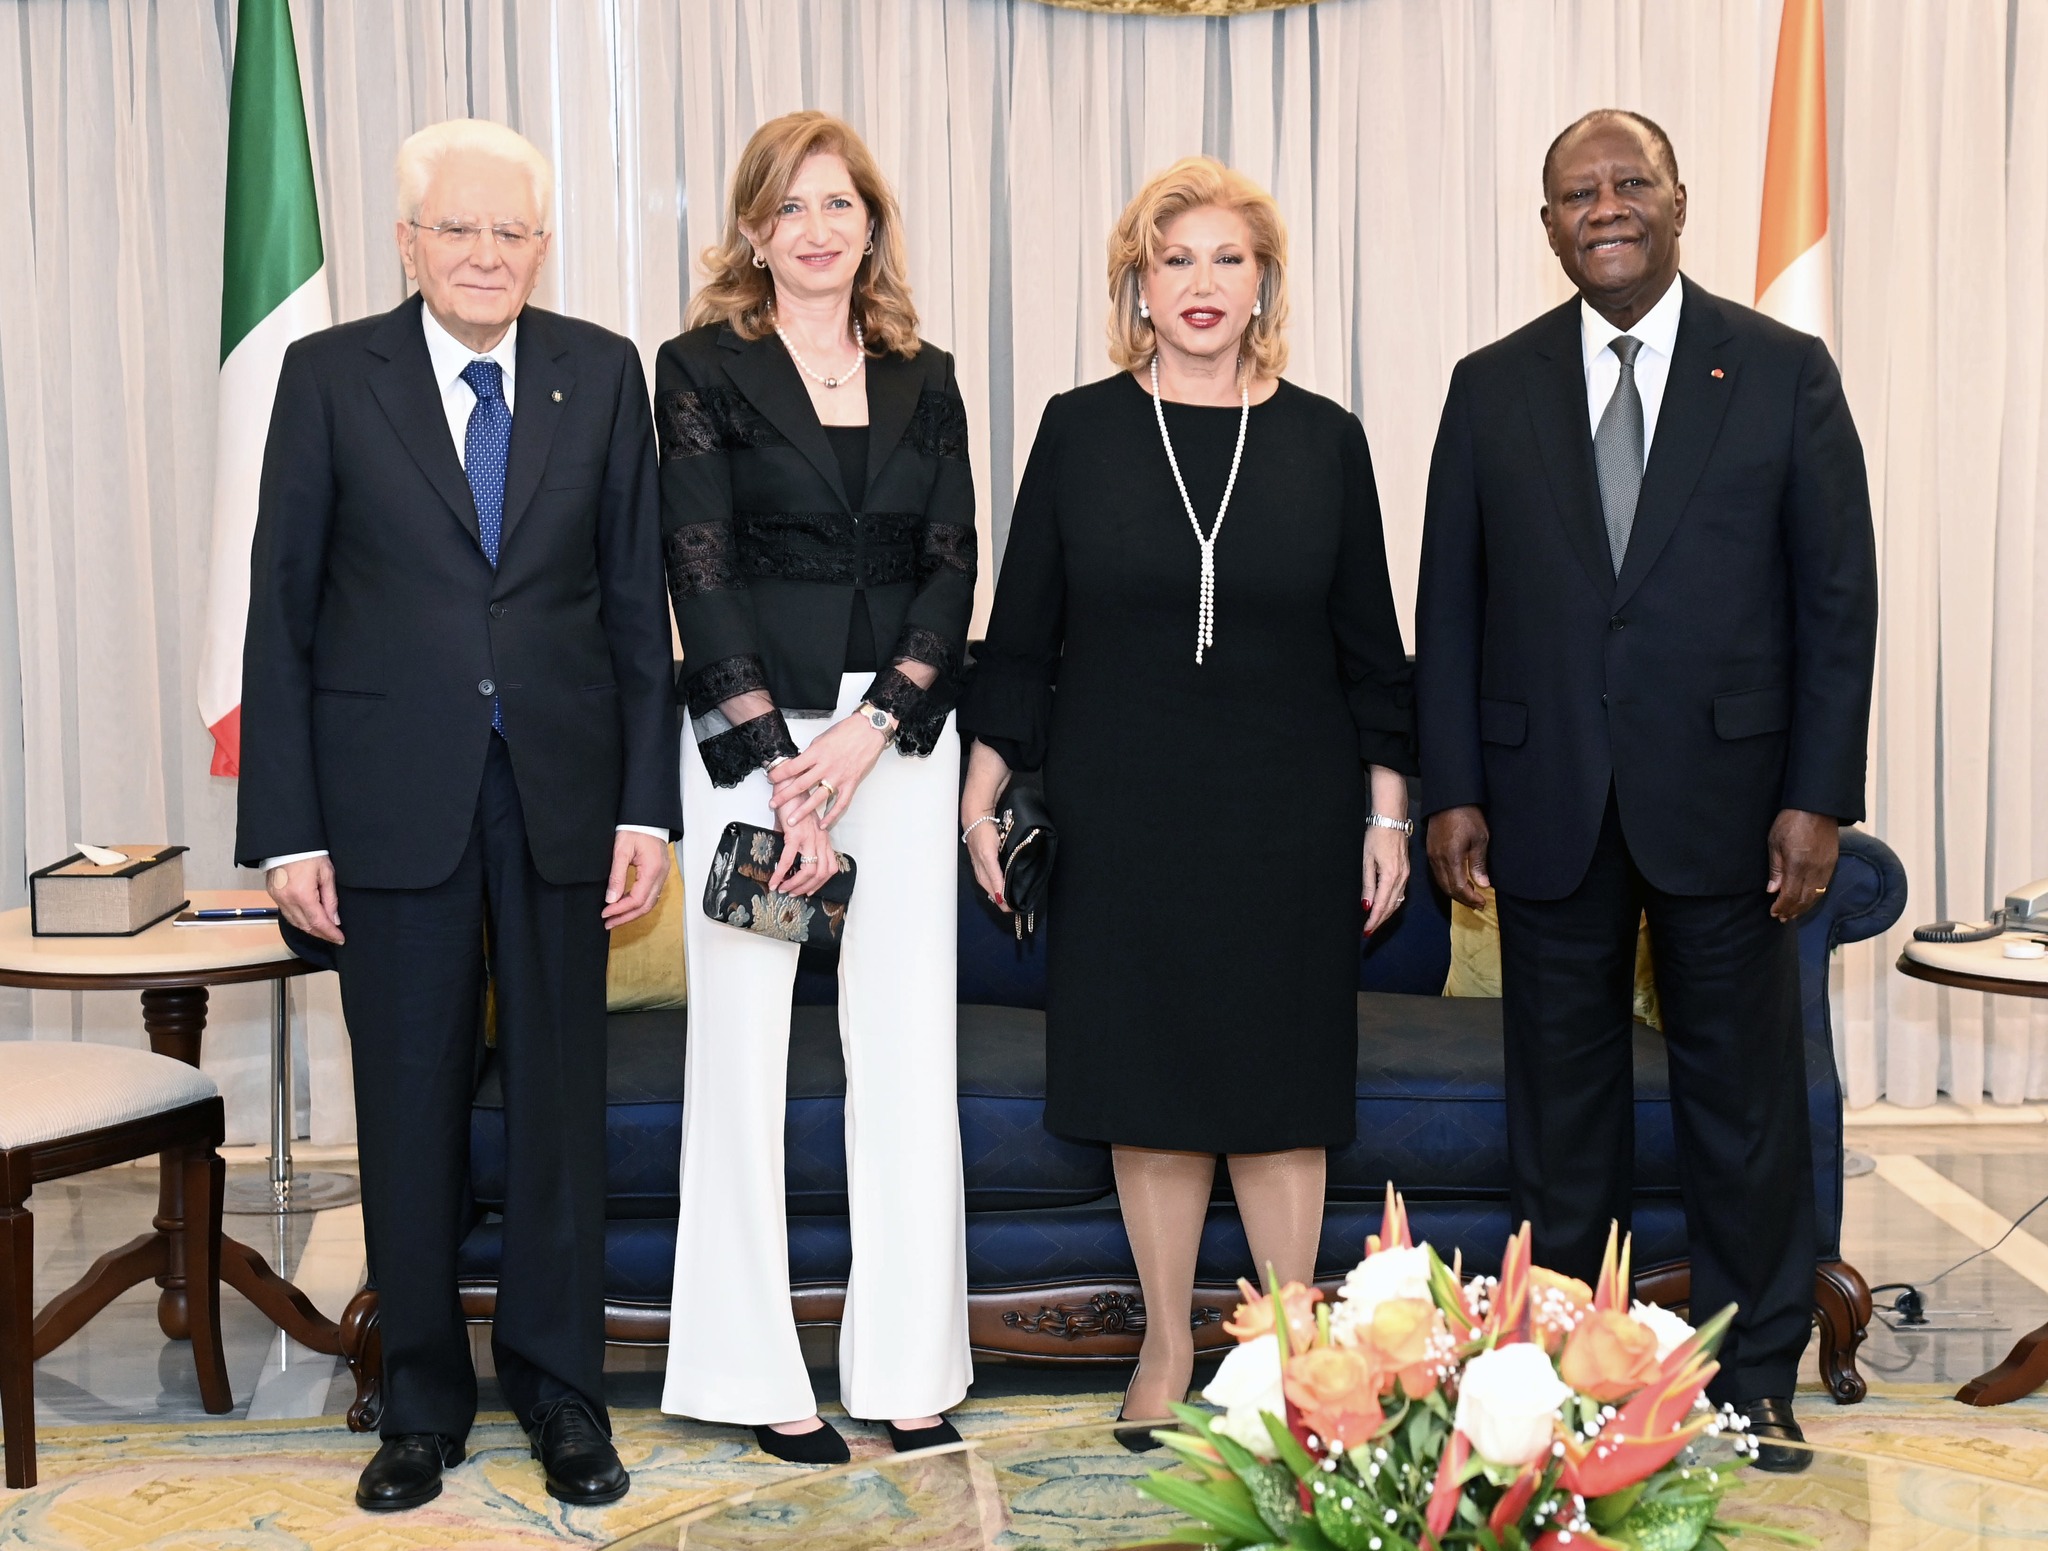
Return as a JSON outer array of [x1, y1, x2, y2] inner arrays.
[[235, 119, 677, 1512], [1416, 109, 1877, 1471]]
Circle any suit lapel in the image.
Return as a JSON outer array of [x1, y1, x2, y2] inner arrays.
[[365, 296, 481, 548], [1612, 280, 1740, 610], [500, 308, 575, 549], [720, 328, 849, 510], [864, 348, 922, 496], [1523, 300, 1616, 602]]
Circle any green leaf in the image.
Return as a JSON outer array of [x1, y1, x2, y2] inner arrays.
[[1613, 1494, 1716, 1551], [1308, 1471, 1385, 1551], [1139, 1471, 1278, 1545], [1156, 1429, 1237, 1479], [1588, 1484, 1647, 1529], [1244, 1458, 1310, 1538], [1264, 1409, 1322, 1479]]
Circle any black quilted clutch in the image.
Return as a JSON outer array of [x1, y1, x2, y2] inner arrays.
[[702, 821, 857, 945]]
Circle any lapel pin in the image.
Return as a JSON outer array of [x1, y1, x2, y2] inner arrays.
[[551, 388, 564, 402], [1710, 368, 1725, 379]]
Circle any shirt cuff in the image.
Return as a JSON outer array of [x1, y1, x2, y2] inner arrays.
[[259, 850, 329, 871], [616, 824, 671, 840]]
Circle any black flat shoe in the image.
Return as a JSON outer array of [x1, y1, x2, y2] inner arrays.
[[356, 1433, 464, 1513], [885, 1417, 962, 1453], [1740, 1396, 1814, 1475], [528, 1398, 630, 1505], [752, 1418, 852, 1465]]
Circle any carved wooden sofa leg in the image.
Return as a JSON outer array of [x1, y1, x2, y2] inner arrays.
[[1813, 1259, 1871, 1404], [338, 1286, 383, 1433]]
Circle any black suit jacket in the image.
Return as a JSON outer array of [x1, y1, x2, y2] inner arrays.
[[234, 295, 680, 889], [1415, 277, 1877, 900], [654, 323, 976, 780]]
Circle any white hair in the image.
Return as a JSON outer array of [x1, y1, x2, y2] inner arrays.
[[395, 119, 553, 227]]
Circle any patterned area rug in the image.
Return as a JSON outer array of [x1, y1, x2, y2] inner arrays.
[[1, 1394, 1122, 1550], [4, 1383, 2043, 1550]]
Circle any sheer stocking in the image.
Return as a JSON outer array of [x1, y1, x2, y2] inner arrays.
[[1113, 1145, 1216, 1420], [1227, 1147, 1327, 1290]]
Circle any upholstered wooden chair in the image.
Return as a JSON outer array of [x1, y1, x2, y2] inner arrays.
[[1, 1042, 230, 1489]]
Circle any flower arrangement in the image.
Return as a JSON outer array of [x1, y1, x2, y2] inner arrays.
[[1137, 1188, 1799, 1551]]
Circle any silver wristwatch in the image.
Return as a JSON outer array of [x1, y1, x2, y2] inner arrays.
[[1366, 813, 1415, 836], [856, 701, 897, 741]]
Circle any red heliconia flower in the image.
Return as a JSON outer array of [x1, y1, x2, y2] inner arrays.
[[1591, 1223, 1633, 1315], [1421, 1428, 1471, 1551], [1487, 1461, 1544, 1533], [1367, 1181, 1414, 1256], [1486, 1223, 1535, 1345], [1555, 1308, 1732, 1498]]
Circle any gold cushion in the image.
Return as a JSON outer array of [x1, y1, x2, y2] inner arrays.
[[607, 844, 688, 1011], [1443, 887, 1663, 1031]]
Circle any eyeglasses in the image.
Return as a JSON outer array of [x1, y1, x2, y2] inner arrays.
[[409, 220, 544, 250]]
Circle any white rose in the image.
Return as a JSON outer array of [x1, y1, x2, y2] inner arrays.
[[1454, 1343, 1572, 1466], [1203, 1333, 1285, 1458], [1629, 1301, 1695, 1360], [1333, 1244, 1434, 1328]]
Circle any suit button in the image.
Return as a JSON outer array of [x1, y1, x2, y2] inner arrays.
[[1610, 616, 1626, 630], [1602, 693, 1609, 706], [478, 679, 496, 696], [489, 604, 506, 619]]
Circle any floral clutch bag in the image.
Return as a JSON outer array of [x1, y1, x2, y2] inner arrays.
[[702, 821, 857, 945]]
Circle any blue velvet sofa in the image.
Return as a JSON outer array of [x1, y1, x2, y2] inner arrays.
[[337, 795, 1905, 1430]]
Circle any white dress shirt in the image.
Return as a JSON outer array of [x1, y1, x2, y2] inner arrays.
[[1580, 273, 1685, 464], [262, 305, 663, 872]]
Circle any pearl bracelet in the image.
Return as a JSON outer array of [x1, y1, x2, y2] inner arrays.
[[961, 813, 1000, 845]]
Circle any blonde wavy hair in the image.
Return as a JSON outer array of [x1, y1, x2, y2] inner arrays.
[[687, 112, 921, 358], [1106, 156, 1289, 378]]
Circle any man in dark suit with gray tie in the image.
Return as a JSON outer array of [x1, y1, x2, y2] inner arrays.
[[1416, 110, 1877, 1470], [234, 119, 677, 1512]]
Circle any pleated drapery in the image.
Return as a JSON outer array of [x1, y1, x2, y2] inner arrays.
[[1, 0, 2043, 1139]]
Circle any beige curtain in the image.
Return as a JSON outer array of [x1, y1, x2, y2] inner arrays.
[[2, 0, 2043, 1138]]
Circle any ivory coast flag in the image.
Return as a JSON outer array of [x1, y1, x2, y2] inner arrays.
[[196, 0, 329, 777], [1755, 0, 1832, 343]]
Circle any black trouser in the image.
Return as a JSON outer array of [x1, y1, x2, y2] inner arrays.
[[1496, 793, 1814, 1403], [336, 736, 611, 1440]]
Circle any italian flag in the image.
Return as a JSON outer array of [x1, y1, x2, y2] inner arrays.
[[197, 0, 329, 777], [1755, 0, 1832, 344]]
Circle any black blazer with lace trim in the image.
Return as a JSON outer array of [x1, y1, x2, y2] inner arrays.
[[654, 322, 977, 785]]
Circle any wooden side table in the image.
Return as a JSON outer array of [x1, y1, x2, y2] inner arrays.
[[1896, 937, 2048, 1405], [0, 893, 343, 1363]]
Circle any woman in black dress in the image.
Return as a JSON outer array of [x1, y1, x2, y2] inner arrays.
[[958, 157, 1416, 1426]]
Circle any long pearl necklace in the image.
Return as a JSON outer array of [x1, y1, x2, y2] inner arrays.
[[1150, 352, 1249, 665], [775, 319, 866, 389]]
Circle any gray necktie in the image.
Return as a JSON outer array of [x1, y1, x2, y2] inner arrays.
[[1593, 334, 1645, 574]]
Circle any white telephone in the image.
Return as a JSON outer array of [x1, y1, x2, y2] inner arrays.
[[1915, 876, 2048, 943]]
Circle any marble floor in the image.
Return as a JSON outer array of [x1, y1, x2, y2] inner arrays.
[[21, 1123, 2048, 1434]]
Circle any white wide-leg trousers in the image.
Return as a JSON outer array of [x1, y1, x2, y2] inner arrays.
[[662, 674, 970, 1425]]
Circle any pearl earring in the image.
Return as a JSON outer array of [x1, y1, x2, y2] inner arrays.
[[1252, 298, 1263, 317], [751, 251, 767, 269], [1138, 297, 1150, 320]]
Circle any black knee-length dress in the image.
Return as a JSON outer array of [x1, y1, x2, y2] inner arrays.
[[960, 372, 1416, 1153]]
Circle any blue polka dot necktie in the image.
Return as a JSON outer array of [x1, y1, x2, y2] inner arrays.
[[461, 358, 511, 733]]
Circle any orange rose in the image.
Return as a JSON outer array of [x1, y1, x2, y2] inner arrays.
[[1285, 1347, 1384, 1451], [1225, 1278, 1323, 1351], [1530, 1267, 1595, 1352], [1359, 1297, 1444, 1399], [1559, 1308, 1662, 1402]]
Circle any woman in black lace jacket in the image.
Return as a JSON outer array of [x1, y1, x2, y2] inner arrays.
[[655, 112, 975, 1463]]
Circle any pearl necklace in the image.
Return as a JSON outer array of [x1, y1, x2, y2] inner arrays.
[[775, 319, 866, 389], [1149, 353, 1249, 665]]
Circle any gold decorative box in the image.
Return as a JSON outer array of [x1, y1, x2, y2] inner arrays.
[[29, 846, 190, 937]]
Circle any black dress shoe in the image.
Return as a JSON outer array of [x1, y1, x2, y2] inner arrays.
[[356, 1434, 464, 1513], [1740, 1396, 1815, 1475], [528, 1399, 630, 1505], [885, 1417, 962, 1453], [751, 1418, 852, 1464]]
